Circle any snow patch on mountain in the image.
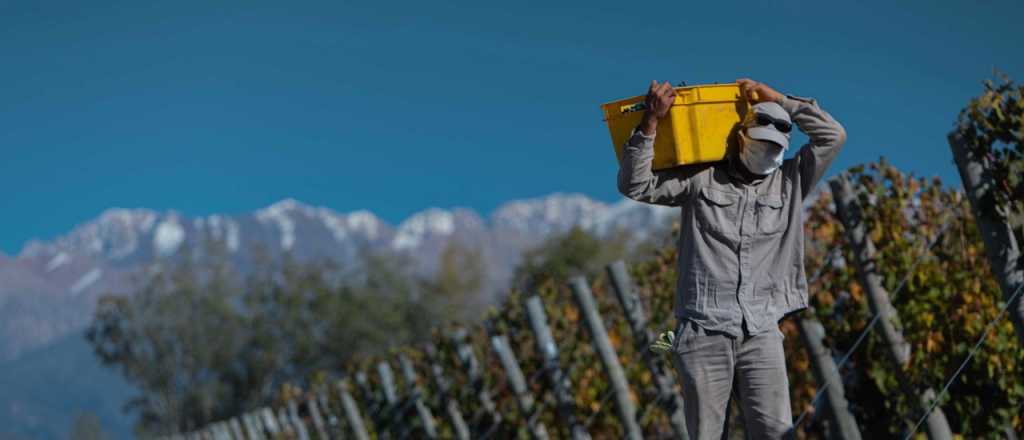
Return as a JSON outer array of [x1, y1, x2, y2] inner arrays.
[[328, 210, 383, 243], [317, 211, 347, 243], [69, 268, 102, 296], [225, 220, 240, 252], [392, 208, 457, 251], [153, 218, 185, 256], [45, 252, 71, 273], [491, 193, 609, 235], [201, 215, 242, 252], [347, 211, 382, 239], [594, 198, 677, 238], [18, 208, 159, 260], [316, 208, 384, 244], [94, 209, 159, 259], [256, 199, 299, 250]]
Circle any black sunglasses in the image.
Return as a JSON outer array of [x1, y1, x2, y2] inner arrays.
[[754, 113, 792, 133]]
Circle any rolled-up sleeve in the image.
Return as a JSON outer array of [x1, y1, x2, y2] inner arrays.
[[617, 128, 703, 206], [780, 95, 847, 196]]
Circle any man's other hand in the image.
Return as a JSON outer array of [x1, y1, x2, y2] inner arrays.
[[640, 80, 676, 136], [736, 78, 784, 104]]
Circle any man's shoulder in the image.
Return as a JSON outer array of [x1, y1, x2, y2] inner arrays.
[[781, 154, 806, 178]]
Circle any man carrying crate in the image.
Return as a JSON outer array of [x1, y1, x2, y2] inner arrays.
[[617, 78, 846, 439]]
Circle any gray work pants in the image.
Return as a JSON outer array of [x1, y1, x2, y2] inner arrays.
[[671, 319, 794, 440]]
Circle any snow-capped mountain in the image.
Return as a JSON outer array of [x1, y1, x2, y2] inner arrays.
[[0, 193, 675, 361]]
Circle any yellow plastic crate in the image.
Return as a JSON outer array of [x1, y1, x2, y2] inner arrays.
[[601, 83, 749, 170]]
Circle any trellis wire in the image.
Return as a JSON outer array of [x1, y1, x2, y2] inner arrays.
[[793, 216, 956, 431], [902, 281, 1024, 440], [583, 388, 618, 428]]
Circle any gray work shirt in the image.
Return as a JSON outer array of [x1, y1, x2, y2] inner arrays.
[[617, 95, 846, 337]]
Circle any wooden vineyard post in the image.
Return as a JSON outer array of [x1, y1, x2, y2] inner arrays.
[[200, 424, 214, 440], [227, 418, 245, 440], [377, 360, 400, 435], [306, 395, 329, 440], [398, 352, 439, 438], [276, 407, 295, 438], [379, 360, 399, 406], [353, 370, 381, 426], [524, 295, 591, 440], [796, 317, 863, 440], [239, 413, 256, 440], [242, 411, 266, 440], [338, 379, 372, 440], [568, 276, 643, 440], [606, 261, 688, 439], [316, 389, 339, 437], [222, 421, 235, 440], [949, 129, 1024, 344], [209, 423, 228, 440], [450, 327, 502, 432], [259, 407, 281, 437], [489, 331, 550, 440], [424, 343, 471, 440], [831, 173, 953, 440], [287, 400, 311, 440]]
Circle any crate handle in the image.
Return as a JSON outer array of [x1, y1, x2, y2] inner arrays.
[[619, 102, 647, 114], [619, 81, 690, 114]]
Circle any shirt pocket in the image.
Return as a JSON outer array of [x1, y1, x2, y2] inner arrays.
[[695, 187, 741, 236], [754, 194, 786, 235]]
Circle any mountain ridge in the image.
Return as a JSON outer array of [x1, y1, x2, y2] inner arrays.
[[0, 193, 675, 362], [0, 192, 676, 439]]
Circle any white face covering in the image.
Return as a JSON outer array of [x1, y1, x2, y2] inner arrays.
[[739, 130, 785, 175]]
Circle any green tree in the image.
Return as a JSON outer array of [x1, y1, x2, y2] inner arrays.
[[86, 245, 462, 435], [513, 226, 629, 290], [950, 74, 1024, 347], [422, 239, 488, 324], [954, 74, 1024, 232], [87, 252, 246, 434]]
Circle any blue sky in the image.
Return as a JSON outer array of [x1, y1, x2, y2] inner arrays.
[[1, 0, 1021, 255]]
